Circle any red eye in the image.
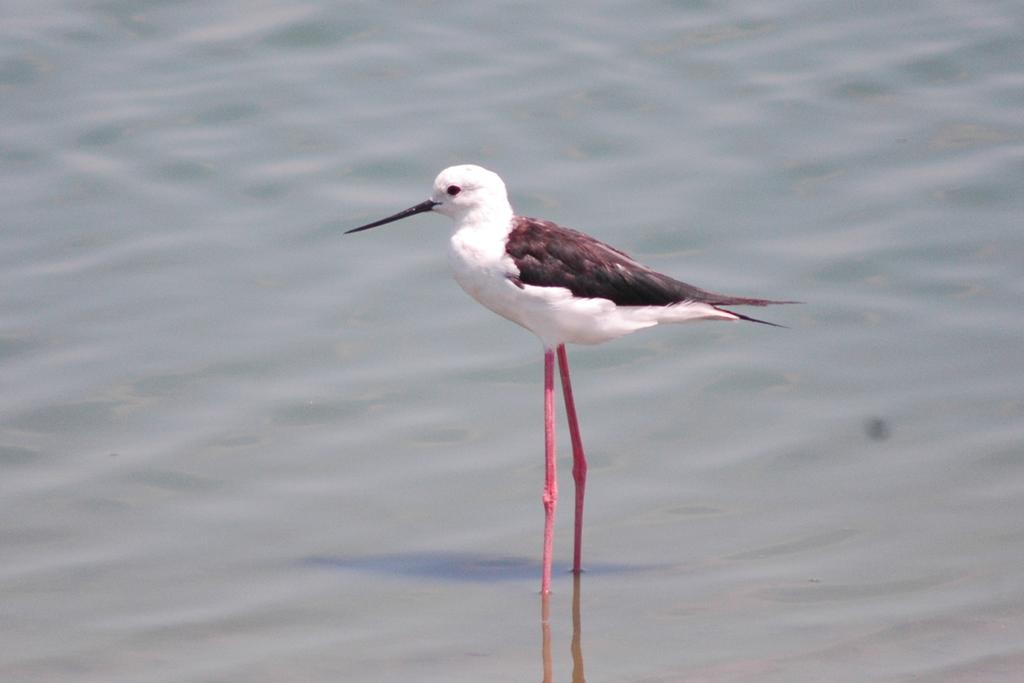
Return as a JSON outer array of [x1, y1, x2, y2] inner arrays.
[[446, 185, 461, 196]]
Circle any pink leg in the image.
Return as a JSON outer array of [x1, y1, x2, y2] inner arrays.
[[541, 347, 557, 595], [557, 344, 588, 575]]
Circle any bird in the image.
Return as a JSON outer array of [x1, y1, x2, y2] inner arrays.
[[345, 164, 795, 594]]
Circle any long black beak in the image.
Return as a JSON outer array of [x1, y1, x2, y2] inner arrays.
[[344, 199, 439, 234]]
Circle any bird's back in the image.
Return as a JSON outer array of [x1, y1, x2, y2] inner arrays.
[[506, 217, 784, 309]]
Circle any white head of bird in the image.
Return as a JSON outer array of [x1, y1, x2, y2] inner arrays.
[[429, 164, 512, 226], [343, 164, 513, 236]]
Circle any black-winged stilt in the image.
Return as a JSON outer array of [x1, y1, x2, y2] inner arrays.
[[346, 164, 794, 594]]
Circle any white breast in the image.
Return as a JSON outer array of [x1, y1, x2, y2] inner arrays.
[[448, 225, 522, 320]]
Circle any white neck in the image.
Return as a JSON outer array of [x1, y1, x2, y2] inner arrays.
[[452, 203, 515, 238]]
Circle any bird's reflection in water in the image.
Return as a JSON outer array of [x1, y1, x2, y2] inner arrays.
[[541, 591, 552, 682], [541, 573, 586, 682], [571, 574, 585, 681]]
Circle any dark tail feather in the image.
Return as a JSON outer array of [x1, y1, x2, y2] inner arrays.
[[715, 300, 802, 328], [705, 294, 802, 307], [698, 290, 800, 327], [723, 308, 788, 328]]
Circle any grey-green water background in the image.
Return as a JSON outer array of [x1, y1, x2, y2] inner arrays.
[[3, 2, 1023, 681]]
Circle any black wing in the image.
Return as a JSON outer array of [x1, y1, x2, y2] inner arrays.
[[505, 216, 787, 309]]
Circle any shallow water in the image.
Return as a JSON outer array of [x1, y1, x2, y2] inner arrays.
[[3, 2, 1023, 681]]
